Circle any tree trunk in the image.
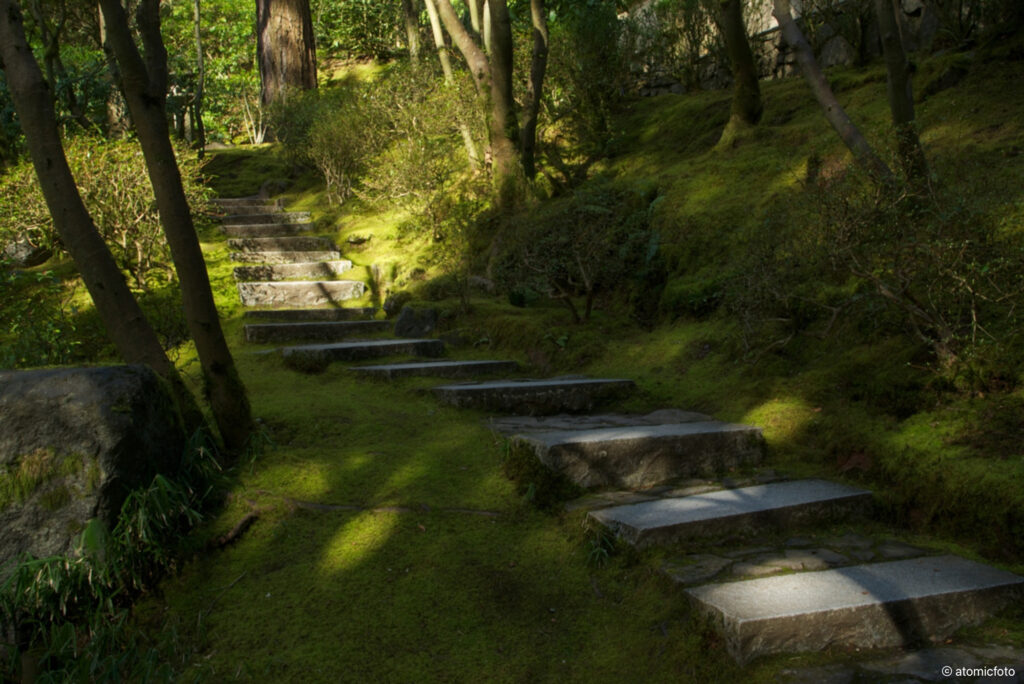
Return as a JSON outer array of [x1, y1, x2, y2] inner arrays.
[[192, 0, 206, 155], [520, 0, 548, 179], [772, 0, 894, 183], [255, 0, 317, 107], [874, 0, 928, 184], [98, 0, 254, 455], [0, 0, 205, 436], [401, 0, 421, 64], [423, 0, 480, 168], [717, 0, 763, 146]]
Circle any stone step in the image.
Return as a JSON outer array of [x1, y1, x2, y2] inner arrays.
[[213, 203, 287, 215], [233, 261, 353, 282], [222, 212, 311, 225], [281, 338, 446, 364], [244, 308, 377, 322], [508, 420, 764, 490], [237, 280, 365, 307], [228, 236, 335, 253], [245, 320, 391, 343], [210, 197, 283, 209], [431, 377, 635, 415], [230, 250, 343, 264], [589, 479, 870, 548], [687, 555, 1024, 664], [223, 223, 315, 238], [350, 360, 520, 380]]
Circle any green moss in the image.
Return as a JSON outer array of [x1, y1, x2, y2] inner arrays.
[[0, 449, 85, 510]]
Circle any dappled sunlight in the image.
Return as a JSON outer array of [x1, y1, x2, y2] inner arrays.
[[318, 510, 401, 574], [742, 397, 815, 444]]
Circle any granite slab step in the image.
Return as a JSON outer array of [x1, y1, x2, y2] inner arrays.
[[210, 197, 283, 209], [237, 280, 365, 307], [230, 250, 342, 264], [213, 203, 287, 215], [509, 420, 764, 490], [245, 320, 391, 343], [431, 377, 635, 415], [281, 338, 446, 364], [687, 555, 1024, 664], [589, 480, 870, 548], [350, 360, 520, 380], [233, 260, 353, 281], [223, 223, 315, 238], [222, 212, 311, 225], [228, 236, 335, 252], [244, 308, 376, 322]]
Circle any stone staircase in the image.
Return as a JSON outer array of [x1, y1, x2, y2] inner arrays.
[[211, 196, 1024, 676]]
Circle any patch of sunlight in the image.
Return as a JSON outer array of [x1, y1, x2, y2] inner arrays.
[[318, 510, 400, 573], [769, 160, 809, 194], [383, 460, 430, 493], [742, 397, 814, 443], [253, 461, 330, 500]]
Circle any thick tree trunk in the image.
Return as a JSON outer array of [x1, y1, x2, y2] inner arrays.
[[874, 0, 928, 183], [772, 0, 894, 183], [401, 0, 421, 63], [424, 0, 480, 168], [717, 0, 763, 146], [255, 0, 317, 106], [192, 0, 206, 154], [0, 0, 205, 435], [520, 0, 548, 179], [98, 0, 254, 455]]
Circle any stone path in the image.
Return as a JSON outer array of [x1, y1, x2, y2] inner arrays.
[[212, 196, 1024, 680]]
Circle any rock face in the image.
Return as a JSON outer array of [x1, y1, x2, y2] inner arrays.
[[0, 366, 186, 570], [2, 239, 52, 268], [393, 306, 438, 338]]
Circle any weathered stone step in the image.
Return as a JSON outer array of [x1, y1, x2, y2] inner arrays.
[[222, 212, 311, 225], [233, 261, 353, 281], [687, 555, 1024, 664], [589, 480, 870, 548], [237, 280, 365, 307], [281, 338, 446, 364], [228, 236, 335, 252], [230, 250, 342, 264], [214, 204, 287, 215], [244, 308, 376, 322], [210, 197, 283, 209], [245, 320, 390, 343], [350, 360, 520, 380], [223, 223, 315, 238], [431, 377, 635, 415]]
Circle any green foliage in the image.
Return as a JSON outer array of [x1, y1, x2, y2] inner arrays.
[[0, 136, 211, 290], [311, 0, 402, 59], [0, 268, 90, 369]]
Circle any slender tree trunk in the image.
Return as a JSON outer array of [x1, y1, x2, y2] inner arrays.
[[424, 0, 480, 168], [255, 0, 317, 107], [520, 0, 548, 179], [0, 0, 205, 435], [874, 0, 928, 183], [192, 0, 206, 155], [98, 0, 254, 454], [718, 0, 763, 146], [772, 0, 894, 183], [401, 0, 421, 64]]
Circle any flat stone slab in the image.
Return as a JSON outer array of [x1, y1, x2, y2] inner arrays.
[[590, 480, 869, 547], [511, 420, 764, 490], [212, 203, 285, 215], [243, 308, 376, 321], [245, 320, 390, 343], [281, 338, 446, 364], [349, 360, 519, 380], [686, 555, 1024, 664], [223, 223, 314, 238], [237, 280, 365, 307], [490, 409, 713, 436], [228, 236, 335, 252], [431, 378, 635, 415], [230, 250, 342, 264], [210, 197, 283, 209], [233, 260, 353, 282], [222, 212, 310, 225]]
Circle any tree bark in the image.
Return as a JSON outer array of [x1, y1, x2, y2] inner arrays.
[[255, 0, 317, 107], [98, 0, 254, 455], [192, 0, 206, 154], [401, 0, 421, 64], [0, 0, 205, 435], [520, 0, 548, 179], [772, 0, 894, 183], [717, 0, 763, 146], [874, 0, 928, 184], [423, 0, 480, 168]]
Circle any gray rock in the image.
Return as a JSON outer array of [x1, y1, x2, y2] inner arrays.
[[222, 212, 310, 225], [227, 236, 331, 252], [826, 533, 874, 549], [785, 536, 815, 548], [350, 360, 519, 380], [244, 320, 390, 344], [383, 291, 413, 317], [243, 308, 376, 322], [233, 260, 353, 282], [281, 338, 445, 367], [0, 366, 186, 571], [224, 223, 315, 238], [236, 280, 365, 307], [732, 561, 784, 577], [2, 239, 52, 268], [394, 306, 438, 338], [230, 250, 342, 264], [721, 546, 775, 558], [433, 378, 635, 416], [488, 409, 712, 436], [876, 541, 926, 560], [663, 554, 732, 585]]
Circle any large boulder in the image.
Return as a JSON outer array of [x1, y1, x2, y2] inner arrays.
[[393, 305, 438, 338], [0, 365, 187, 571]]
